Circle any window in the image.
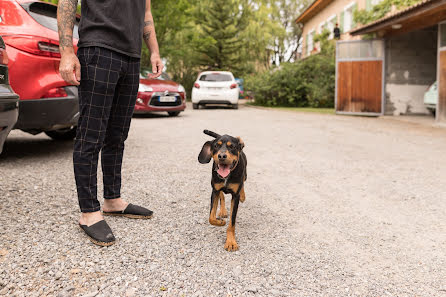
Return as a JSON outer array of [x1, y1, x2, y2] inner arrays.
[[318, 21, 326, 34], [22, 2, 80, 39], [327, 15, 337, 39], [341, 2, 357, 33], [343, 3, 355, 33], [307, 30, 314, 55], [199, 73, 232, 82]]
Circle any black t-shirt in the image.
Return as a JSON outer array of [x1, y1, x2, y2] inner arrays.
[[77, 0, 146, 58]]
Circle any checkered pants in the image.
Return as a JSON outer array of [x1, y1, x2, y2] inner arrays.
[[74, 47, 140, 213]]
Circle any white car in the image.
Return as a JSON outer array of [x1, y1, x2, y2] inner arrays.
[[191, 71, 240, 109]]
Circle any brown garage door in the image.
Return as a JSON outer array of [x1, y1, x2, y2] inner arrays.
[[336, 40, 385, 115]]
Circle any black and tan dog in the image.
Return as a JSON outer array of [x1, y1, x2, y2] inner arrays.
[[198, 130, 247, 251]]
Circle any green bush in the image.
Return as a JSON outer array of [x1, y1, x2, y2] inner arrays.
[[245, 52, 335, 108]]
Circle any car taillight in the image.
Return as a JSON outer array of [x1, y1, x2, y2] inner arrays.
[[230, 83, 237, 89], [0, 48, 8, 65], [42, 87, 67, 98], [194, 83, 200, 89], [3, 35, 61, 58]]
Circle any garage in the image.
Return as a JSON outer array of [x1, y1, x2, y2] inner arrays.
[[335, 0, 446, 123]]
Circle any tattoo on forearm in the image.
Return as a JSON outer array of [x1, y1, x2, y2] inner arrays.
[[144, 20, 153, 27], [57, 0, 78, 51], [143, 31, 151, 42]]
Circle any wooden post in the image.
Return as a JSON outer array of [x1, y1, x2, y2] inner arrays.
[[438, 50, 446, 122]]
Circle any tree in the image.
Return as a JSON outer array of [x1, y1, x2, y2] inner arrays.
[[193, 0, 249, 74], [141, 0, 191, 69]]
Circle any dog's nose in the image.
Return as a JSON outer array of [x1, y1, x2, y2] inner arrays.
[[218, 153, 227, 160]]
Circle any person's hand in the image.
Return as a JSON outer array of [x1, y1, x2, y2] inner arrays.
[[148, 53, 163, 79], [59, 52, 81, 86]]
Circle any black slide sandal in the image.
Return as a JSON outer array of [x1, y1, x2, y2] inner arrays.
[[103, 203, 153, 219], [79, 220, 116, 246]]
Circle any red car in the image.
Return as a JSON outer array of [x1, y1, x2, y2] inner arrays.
[[0, 0, 79, 139], [135, 72, 186, 117]]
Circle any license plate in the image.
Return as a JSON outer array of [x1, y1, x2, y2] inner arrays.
[[159, 96, 177, 102], [208, 87, 221, 90]]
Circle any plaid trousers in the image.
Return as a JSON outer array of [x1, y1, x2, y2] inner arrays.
[[74, 47, 140, 213]]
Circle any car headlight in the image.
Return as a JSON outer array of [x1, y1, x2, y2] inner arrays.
[[138, 84, 153, 93], [178, 85, 185, 93]]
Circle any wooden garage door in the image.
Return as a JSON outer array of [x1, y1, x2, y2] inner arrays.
[[438, 23, 446, 122], [336, 40, 384, 115]]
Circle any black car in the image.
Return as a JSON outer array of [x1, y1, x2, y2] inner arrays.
[[0, 36, 19, 154]]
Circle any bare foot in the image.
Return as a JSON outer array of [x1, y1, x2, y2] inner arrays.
[[102, 198, 129, 213], [79, 211, 104, 227]]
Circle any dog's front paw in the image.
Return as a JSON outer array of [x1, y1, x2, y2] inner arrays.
[[209, 218, 226, 226], [224, 240, 239, 252], [218, 209, 228, 218]]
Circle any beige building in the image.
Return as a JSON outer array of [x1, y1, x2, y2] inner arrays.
[[296, 0, 381, 57]]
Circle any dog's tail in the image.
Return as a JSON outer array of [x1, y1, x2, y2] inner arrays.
[[203, 130, 220, 138]]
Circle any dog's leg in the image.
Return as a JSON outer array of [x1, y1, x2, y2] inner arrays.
[[218, 193, 228, 218], [209, 191, 226, 226], [239, 186, 246, 203], [224, 195, 240, 251]]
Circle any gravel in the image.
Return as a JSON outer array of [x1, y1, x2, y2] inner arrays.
[[0, 103, 446, 296]]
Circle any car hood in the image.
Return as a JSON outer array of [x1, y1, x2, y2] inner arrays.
[[140, 78, 179, 92]]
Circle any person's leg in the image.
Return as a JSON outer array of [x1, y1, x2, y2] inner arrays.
[[101, 56, 140, 212], [73, 47, 122, 226]]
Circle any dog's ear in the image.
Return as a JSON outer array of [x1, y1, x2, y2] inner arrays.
[[198, 141, 213, 164], [237, 137, 245, 150]]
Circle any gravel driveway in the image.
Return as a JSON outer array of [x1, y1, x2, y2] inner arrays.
[[1, 103, 446, 297]]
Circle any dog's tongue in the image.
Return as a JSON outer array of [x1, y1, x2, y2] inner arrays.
[[218, 164, 231, 178]]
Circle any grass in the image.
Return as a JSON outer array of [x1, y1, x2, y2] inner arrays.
[[246, 102, 335, 115]]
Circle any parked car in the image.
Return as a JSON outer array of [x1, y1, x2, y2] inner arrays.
[[0, 36, 19, 154], [424, 81, 437, 115], [0, 0, 79, 140], [191, 71, 239, 109], [134, 72, 186, 117]]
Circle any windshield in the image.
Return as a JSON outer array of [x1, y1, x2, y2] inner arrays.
[[199, 73, 232, 82]]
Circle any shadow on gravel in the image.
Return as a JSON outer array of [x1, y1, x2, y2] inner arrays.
[[132, 113, 168, 119], [199, 105, 238, 110], [0, 136, 73, 161], [132, 113, 188, 119]]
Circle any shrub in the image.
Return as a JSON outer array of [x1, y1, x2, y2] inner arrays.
[[245, 51, 335, 108]]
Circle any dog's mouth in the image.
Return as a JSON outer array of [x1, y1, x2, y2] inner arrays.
[[216, 161, 236, 178]]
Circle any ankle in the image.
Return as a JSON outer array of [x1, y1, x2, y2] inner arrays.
[[79, 211, 104, 226], [103, 198, 128, 211]]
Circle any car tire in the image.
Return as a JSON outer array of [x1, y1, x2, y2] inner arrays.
[[232, 104, 239, 110], [44, 126, 77, 140], [193, 103, 199, 110], [168, 111, 181, 117]]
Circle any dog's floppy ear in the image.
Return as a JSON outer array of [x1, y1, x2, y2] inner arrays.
[[198, 141, 213, 164], [237, 137, 245, 150]]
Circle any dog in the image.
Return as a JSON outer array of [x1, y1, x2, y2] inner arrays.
[[198, 130, 247, 251]]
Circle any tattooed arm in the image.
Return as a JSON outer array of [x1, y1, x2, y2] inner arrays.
[[57, 0, 80, 85], [144, 0, 163, 78]]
